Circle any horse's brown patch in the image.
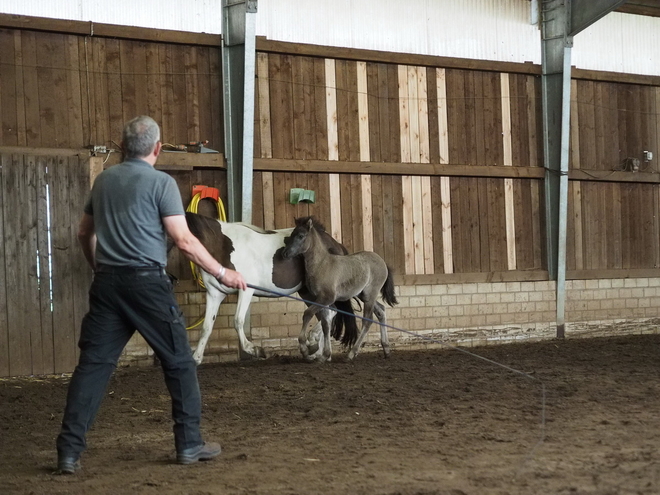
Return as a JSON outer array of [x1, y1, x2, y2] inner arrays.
[[271, 247, 304, 289], [186, 212, 235, 269]]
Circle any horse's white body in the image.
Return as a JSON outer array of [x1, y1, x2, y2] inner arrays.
[[190, 221, 329, 364]]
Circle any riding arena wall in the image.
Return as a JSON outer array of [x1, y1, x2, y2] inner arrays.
[[0, 15, 659, 375]]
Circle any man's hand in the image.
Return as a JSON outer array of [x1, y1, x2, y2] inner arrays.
[[218, 268, 247, 290]]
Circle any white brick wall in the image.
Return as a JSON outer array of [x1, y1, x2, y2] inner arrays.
[[119, 277, 660, 365]]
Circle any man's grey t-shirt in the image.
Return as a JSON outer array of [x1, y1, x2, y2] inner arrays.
[[84, 158, 185, 267]]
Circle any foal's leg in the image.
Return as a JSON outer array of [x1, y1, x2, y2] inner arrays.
[[193, 286, 227, 365], [373, 301, 390, 358], [347, 300, 376, 361], [307, 308, 334, 363], [298, 305, 323, 361], [305, 319, 324, 355], [234, 287, 267, 359]]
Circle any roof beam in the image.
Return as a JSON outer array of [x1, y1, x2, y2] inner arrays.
[[570, 0, 628, 36]]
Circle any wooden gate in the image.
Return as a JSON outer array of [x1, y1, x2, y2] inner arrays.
[[0, 152, 94, 377]]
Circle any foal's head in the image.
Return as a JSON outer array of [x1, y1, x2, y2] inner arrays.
[[282, 216, 324, 259]]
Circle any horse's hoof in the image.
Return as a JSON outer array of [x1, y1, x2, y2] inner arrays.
[[239, 348, 264, 361]]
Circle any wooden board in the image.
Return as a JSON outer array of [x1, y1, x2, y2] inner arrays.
[[50, 156, 78, 373], [0, 30, 19, 146], [2, 154, 40, 375]]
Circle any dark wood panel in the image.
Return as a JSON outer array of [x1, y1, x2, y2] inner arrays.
[[0, 30, 19, 146], [171, 47, 188, 145], [606, 182, 622, 269], [50, 156, 79, 373], [467, 71, 481, 166], [371, 175, 385, 259], [64, 34, 84, 147], [513, 179, 534, 269], [292, 56, 315, 160], [312, 57, 328, 160], [0, 13, 221, 46], [426, 67, 440, 165], [0, 155, 7, 376], [257, 37, 541, 76], [510, 73, 529, 167], [350, 174, 363, 252], [67, 156, 91, 370], [366, 62, 381, 163], [577, 80, 596, 170], [2, 155, 39, 375], [334, 60, 352, 162], [184, 46, 200, 143], [430, 176, 445, 273], [387, 64, 401, 164], [446, 69, 467, 165], [251, 171, 265, 228], [339, 174, 354, 253], [483, 72, 503, 167], [0, 155, 22, 373], [390, 175, 405, 275], [196, 47, 214, 147], [269, 54, 294, 160]]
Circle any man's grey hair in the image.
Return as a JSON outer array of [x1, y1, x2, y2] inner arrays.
[[122, 116, 161, 158]]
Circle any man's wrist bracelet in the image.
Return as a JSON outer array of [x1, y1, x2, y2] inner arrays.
[[216, 265, 226, 280]]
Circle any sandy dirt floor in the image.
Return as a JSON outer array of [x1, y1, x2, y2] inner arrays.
[[1, 333, 659, 495]]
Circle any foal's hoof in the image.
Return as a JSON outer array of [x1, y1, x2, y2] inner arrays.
[[306, 342, 320, 355]]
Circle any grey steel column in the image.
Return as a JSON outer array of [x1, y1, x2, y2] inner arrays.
[[540, 0, 626, 338], [222, 0, 257, 223], [221, 0, 257, 359], [541, 0, 572, 338]]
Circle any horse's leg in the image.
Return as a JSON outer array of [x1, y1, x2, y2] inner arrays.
[[234, 288, 266, 359], [347, 300, 376, 361], [193, 287, 227, 365], [298, 305, 322, 361], [373, 301, 390, 358]]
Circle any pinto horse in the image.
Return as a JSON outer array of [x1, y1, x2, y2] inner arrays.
[[184, 212, 357, 363], [282, 216, 398, 361]]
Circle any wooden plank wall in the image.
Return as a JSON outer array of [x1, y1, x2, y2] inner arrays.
[[253, 47, 660, 278], [567, 81, 660, 273], [252, 52, 546, 277], [0, 27, 222, 152], [0, 153, 91, 377]]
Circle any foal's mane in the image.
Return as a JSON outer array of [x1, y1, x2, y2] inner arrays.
[[295, 215, 326, 232]]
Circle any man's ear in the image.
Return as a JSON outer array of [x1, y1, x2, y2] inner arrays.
[[153, 141, 162, 157]]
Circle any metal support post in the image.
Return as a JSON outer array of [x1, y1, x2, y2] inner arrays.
[[540, 0, 628, 338], [222, 0, 257, 223]]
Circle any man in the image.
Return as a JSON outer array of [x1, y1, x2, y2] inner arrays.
[[56, 116, 247, 474]]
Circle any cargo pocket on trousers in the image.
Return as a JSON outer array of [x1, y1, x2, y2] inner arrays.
[[166, 305, 191, 358]]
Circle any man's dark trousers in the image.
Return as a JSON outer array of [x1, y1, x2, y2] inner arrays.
[[56, 266, 203, 458]]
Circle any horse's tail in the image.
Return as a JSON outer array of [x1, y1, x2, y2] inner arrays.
[[331, 299, 359, 347], [381, 265, 398, 307]]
